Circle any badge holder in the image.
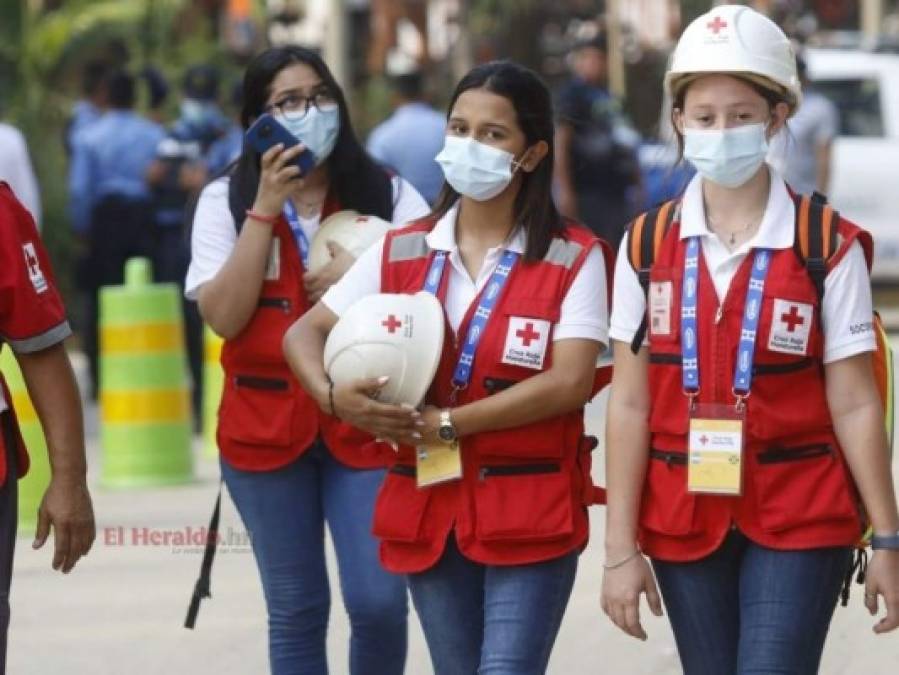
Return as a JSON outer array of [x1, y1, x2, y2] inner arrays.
[[416, 440, 462, 488], [687, 395, 745, 496]]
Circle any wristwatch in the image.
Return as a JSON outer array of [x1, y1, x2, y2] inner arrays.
[[437, 409, 458, 444], [872, 530, 899, 551], [872, 532, 899, 550]]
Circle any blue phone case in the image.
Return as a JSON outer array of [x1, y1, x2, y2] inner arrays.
[[245, 113, 317, 175]]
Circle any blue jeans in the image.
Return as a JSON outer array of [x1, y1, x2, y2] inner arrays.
[[221, 442, 408, 675], [651, 530, 852, 675], [407, 535, 578, 675]]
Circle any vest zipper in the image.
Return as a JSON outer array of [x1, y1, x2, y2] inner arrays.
[[714, 305, 723, 324], [478, 462, 561, 480], [233, 375, 289, 390], [649, 449, 687, 466], [259, 297, 291, 314]]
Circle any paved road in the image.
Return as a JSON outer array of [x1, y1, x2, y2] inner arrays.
[[8, 387, 899, 674]]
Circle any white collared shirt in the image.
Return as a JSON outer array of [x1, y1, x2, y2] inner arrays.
[[185, 175, 430, 300], [609, 167, 876, 363], [322, 202, 609, 347]]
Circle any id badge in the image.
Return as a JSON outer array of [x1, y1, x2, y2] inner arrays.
[[416, 441, 462, 488], [687, 403, 744, 496]]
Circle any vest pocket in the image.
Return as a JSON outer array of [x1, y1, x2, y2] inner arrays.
[[639, 450, 697, 536], [371, 469, 431, 543], [218, 375, 295, 447], [752, 444, 858, 533], [474, 463, 574, 543]]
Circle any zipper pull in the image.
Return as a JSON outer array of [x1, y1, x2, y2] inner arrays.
[[715, 305, 723, 324]]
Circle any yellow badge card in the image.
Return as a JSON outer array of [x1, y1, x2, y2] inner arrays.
[[416, 441, 462, 488], [687, 408, 744, 496]]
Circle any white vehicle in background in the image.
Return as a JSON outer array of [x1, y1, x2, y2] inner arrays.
[[804, 47, 899, 282]]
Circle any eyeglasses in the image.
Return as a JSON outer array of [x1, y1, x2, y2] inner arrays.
[[265, 90, 338, 121]]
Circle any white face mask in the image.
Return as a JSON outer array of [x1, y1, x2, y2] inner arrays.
[[274, 106, 340, 166], [683, 123, 770, 188], [435, 136, 522, 201]]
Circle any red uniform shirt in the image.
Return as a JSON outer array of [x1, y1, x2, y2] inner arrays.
[[0, 182, 72, 486]]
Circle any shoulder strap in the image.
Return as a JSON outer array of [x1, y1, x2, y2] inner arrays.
[[184, 480, 223, 630], [793, 193, 838, 306], [628, 200, 678, 354]]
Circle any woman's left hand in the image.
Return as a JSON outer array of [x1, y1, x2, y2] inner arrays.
[[864, 549, 899, 633], [303, 241, 355, 303]]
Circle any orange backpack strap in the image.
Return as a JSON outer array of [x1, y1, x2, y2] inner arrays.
[[792, 192, 838, 306], [627, 200, 678, 354]]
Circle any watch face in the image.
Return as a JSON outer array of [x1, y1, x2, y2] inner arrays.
[[438, 425, 455, 442]]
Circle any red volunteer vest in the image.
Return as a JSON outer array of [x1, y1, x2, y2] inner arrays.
[[217, 194, 391, 471], [0, 375, 30, 485], [640, 215, 872, 562], [372, 218, 608, 573]]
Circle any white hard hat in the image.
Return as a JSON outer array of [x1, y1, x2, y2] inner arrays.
[[665, 4, 801, 114], [308, 210, 391, 273], [324, 292, 445, 407]]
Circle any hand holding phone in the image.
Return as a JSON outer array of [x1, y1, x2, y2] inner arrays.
[[245, 113, 317, 176]]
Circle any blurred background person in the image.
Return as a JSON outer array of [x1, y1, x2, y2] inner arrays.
[[63, 59, 109, 157], [768, 53, 840, 196], [68, 68, 165, 400], [205, 79, 245, 177], [554, 35, 643, 251], [146, 63, 230, 429], [140, 65, 172, 127], [366, 69, 446, 205], [0, 119, 41, 228]]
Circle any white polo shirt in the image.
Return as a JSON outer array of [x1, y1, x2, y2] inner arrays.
[[185, 175, 430, 299], [609, 167, 876, 364], [322, 202, 609, 347]]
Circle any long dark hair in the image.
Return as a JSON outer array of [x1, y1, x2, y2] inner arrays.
[[431, 61, 563, 262], [227, 46, 393, 226]]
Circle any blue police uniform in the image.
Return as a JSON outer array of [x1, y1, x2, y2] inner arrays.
[[367, 102, 446, 205], [68, 109, 165, 398]]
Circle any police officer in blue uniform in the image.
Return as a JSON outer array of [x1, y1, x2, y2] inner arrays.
[[146, 64, 230, 426], [68, 69, 165, 399]]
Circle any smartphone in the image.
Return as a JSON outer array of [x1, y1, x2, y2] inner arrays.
[[245, 113, 317, 176]]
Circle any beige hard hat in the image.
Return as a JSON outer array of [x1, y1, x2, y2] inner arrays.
[[324, 292, 445, 407], [665, 4, 801, 114], [308, 210, 391, 273]]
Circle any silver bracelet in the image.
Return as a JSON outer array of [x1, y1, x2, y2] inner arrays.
[[603, 548, 641, 570]]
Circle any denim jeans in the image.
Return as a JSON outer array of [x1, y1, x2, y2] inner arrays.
[[407, 534, 578, 675], [651, 529, 852, 675], [221, 442, 407, 675]]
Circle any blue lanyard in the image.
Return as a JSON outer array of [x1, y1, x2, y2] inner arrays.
[[681, 237, 771, 403], [422, 248, 519, 390], [282, 200, 310, 268]]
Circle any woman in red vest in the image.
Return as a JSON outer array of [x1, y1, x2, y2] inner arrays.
[[601, 6, 899, 674], [284, 61, 611, 674], [186, 47, 429, 674]]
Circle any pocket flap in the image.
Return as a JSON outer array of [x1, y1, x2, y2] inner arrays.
[[501, 297, 561, 323], [372, 472, 431, 543], [218, 376, 295, 447]]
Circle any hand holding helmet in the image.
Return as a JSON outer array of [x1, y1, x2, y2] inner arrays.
[[329, 375, 424, 446], [304, 210, 392, 302], [324, 291, 445, 442]]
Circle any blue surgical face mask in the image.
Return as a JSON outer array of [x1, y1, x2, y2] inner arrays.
[[683, 123, 770, 188], [275, 105, 340, 166], [434, 136, 523, 202]]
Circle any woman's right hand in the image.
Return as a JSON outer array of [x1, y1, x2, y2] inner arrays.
[[331, 376, 423, 445], [600, 552, 663, 641], [252, 143, 306, 217]]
